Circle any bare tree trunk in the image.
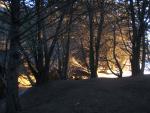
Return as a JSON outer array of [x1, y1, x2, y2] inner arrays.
[[79, 37, 89, 71], [6, 0, 21, 113], [61, 33, 70, 80], [129, 0, 147, 76], [140, 34, 146, 75], [95, 0, 105, 78], [112, 25, 123, 78], [34, 0, 48, 85], [61, 4, 74, 80], [86, 2, 96, 78], [129, 0, 140, 76]]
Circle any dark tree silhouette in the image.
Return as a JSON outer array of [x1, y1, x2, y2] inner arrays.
[[128, 0, 149, 76], [6, 0, 21, 113]]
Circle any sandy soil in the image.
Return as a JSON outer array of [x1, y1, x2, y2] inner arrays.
[[19, 76, 150, 113]]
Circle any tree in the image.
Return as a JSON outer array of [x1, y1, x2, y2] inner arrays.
[[61, 4, 74, 80], [127, 0, 149, 76], [86, 0, 105, 78], [6, 0, 21, 113], [18, 0, 77, 84]]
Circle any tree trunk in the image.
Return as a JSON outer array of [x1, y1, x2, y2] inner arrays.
[[61, 4, 73, 80], [6, 0, 21, 113], [87, 2, 96, 78], [95, 0, 105, 78], [112, 25, 123, 78], [129, 0, 147, 76], [141, 35, 146, 75]]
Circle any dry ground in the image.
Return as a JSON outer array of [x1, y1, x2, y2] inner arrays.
[[19, 76, 150, 113]]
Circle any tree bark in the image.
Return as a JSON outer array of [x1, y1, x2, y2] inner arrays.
[[61, 4, 74, 80], [87, 2, 96, 78], [6, 0, 21, 113], [95, 0, 105, 78], [129, 0, 147, 76]]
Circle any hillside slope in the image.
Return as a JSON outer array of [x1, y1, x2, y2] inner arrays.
[[21, 76, 150, 113]]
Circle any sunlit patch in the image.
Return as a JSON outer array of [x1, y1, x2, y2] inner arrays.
[[70, 57, 88, 71], [97, 70, 132, 78], [18, 74, 36, 88], [97, 72, 118, 78], [0, 3, 5, 9], [70, 57, 90, 80], [0, 1, 9, 10], [82, 76, 89, 79], [70, 57, 133, 79]]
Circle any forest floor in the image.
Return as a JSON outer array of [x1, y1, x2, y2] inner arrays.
[[20, 76, 150, 113]]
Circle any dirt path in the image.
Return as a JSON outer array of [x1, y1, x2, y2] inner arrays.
[[20, 76, 150, 113]]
